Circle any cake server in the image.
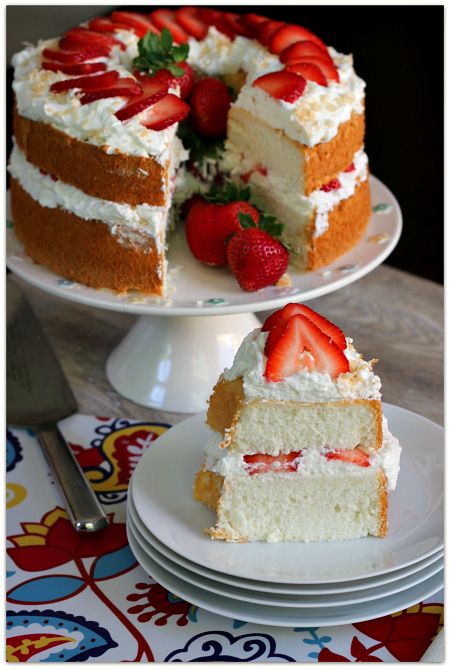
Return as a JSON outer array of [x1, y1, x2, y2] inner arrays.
[[7, 278, 108, 532]]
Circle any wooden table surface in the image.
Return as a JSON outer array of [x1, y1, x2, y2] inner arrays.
[[10, 264, 443, 426]]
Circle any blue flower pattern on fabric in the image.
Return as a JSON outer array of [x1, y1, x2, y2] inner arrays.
[[165, 631, 295, 662]]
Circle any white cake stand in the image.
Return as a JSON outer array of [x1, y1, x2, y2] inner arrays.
[[7, 175, 402, 413]]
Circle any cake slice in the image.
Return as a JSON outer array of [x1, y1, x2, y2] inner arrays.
[[194, 303, 401, 542]]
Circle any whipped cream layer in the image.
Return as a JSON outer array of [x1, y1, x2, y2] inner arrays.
[[222, 147, 368, 238], [12, 32, 180, 162], [223, 328, 381, 402], [9, 144, 168, 251], [204, 418, 401, 490]]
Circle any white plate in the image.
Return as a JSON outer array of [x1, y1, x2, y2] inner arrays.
[[127, 512, 444, 608], [6, 175, 401, 316], [131, 403, 443, 584], [127, 522, 443, 627], [128, 485, 444, 595]]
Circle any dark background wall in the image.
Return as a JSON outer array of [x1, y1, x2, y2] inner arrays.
[[6, 5, 444, 283]]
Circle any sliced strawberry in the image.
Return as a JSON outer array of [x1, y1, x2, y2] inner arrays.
[[214, 15, 236, 40], [258, 20, 285, 46], [139, 93, 190, 131], [269, 24, 327, 54], [287, 55, 339, 82], [115, 76, 169, 121], [244, 451, 302, 475], [223, 12, 250, 37], [60, 27, 123, 52], [280, 40, 331, 64], [89, 17, 132, 34], [110, 11, 160, 37], [344, 162, 356, 173], [264, 315, 305, 382], [196, 8, 222, 25], [285, 63, 328, 87], [176, 6, 208, 40], [321, 178, 341, 192], [42, 61, 107, 75], [253, 71, 306, 103], [283, 62, 327, 87], [325, 447, 370, 468], [42, 45, 108, 63], [50, 70, 119, 93], [265, 314, 349, 381], [262, 303, 347, 354], [240, 13, 268, 38], [150, 9, 189, 43], [80, 77, 142, 105]]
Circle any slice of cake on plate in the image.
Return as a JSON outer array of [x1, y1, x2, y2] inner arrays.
[[194, 303, 401, 542]]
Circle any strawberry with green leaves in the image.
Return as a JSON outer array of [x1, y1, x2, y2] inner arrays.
[[185, 182, 259, 266], [133, 28, 195, 100]]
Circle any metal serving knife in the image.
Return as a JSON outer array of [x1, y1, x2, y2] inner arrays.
[[7, 278, 108, 532]]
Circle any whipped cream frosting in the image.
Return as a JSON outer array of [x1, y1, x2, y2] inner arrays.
[[8, 144, 167, 251], [12, 23, 366, 163], [204, 419, 401, 490], [12, 32, 179, 163], [223, 328, 381, 403]]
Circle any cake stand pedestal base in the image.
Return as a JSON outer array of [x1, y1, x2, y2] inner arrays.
[[106, 312, 260, 413]]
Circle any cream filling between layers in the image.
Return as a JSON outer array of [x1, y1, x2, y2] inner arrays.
[[203, 417, 401, 490], [222, 148, 368, 238], [223, 330, 381, 402], [8, 144, 169, 252]]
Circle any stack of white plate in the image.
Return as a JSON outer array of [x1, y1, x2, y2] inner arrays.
[[127, 404, 444, 627]]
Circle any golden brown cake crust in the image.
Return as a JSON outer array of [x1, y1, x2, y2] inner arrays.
[[10, 178, 164, 295], [377, 471, 388, 537], [193, 467, 223, 512], [307, 178, 371, 271], [303, 111, 365, 194], [13, 111, 168, 206], [206, 375, 245, 434]]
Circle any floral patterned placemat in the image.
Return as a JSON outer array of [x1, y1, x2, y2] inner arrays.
[[6, 416, 443, 662]]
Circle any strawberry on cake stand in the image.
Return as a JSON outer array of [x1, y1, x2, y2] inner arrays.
[[7, 173, 401, 413]]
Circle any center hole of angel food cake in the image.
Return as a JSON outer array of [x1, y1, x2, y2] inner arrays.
[[243, 445, 370, 475]]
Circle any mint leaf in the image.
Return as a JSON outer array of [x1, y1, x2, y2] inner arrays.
[[133, 29, 190, 77]]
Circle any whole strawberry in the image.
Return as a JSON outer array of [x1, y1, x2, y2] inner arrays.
[[152, 61, 195, 99], [227, 228, 289, 291], [189, 77, 231, 138], [186, 198, 259, 266]]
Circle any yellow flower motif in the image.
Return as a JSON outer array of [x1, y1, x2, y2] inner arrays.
[[8, 507, 68, 548]]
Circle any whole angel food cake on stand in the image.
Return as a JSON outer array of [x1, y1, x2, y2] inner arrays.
[[194, 303, 401, 542], [9, 7, 371, 294]]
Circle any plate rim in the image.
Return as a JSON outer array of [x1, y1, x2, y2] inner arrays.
[[128, 482, 444, 594], [127, 512, 444, 608], [131, 402, 443, 583], [6, 175, 402, 316], [127, 522, 443, 628]]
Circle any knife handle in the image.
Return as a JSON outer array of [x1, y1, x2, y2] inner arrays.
[[38, 427, 109, 532]]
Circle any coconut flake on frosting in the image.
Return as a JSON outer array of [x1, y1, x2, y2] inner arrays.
[[222, 327, 381, 402]]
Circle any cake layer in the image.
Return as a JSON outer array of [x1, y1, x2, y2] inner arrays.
[[226, 107, 365, 196], [307, 178, 371, 270], [10, 178, 164, 294], [195, 468, 387, 542], [224, 399, 383, 455], [13, 111, 169, 207]]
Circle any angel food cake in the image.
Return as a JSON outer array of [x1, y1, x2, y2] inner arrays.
[[9, 8, 371, 294], [194, 303, 401, 542]]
